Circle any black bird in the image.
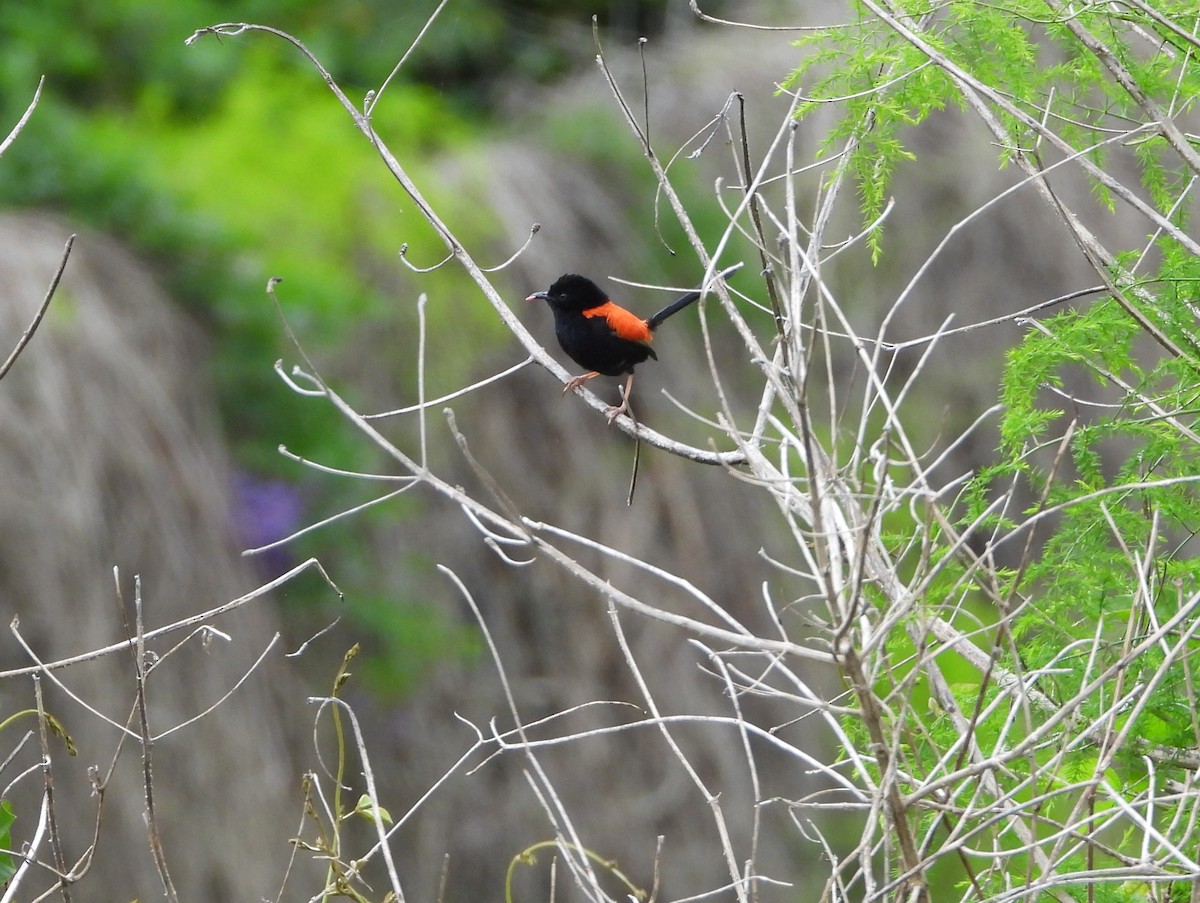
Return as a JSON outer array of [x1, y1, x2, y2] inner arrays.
[[526, 263, 741, 421]]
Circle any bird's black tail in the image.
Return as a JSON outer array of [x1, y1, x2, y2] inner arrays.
[[645, 289, 701, 330], [644, 262, 744, 331]]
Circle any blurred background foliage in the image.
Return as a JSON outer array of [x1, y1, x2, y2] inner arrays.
[[0, 0, 727, 697]]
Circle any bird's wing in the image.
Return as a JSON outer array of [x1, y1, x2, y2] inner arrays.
[[582, 302, 653, 344]]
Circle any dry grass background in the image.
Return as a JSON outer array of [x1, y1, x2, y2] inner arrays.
[[0, 213, 312, 899]]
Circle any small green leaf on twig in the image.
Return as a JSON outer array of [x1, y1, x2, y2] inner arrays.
[[44, 712, 77, 756], [0, 799, 16, 883], [333, 644, 359, 692], [352, 793, 392, 825]]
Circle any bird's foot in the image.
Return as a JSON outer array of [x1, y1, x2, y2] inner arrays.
[[563, 372, 598, 394], [605, 377, 636, 424], [605, 401, 630, 424], [606, 389, 635, 424]]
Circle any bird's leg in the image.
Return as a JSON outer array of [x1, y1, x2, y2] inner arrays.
[[563, 371, 600, 394], [606, 373, 636, 424]]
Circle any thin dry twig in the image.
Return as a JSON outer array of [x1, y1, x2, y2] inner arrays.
[[0, 233, 73, 382], [1, 558, 342, 679], [0, 76, 43, 158], [115, 573, 179, 903]]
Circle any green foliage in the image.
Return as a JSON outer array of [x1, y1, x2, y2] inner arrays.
[[784, 1, 1200, 897], [349, 591, 480, 700], [957, 289, 1200, 896], [784, 5, 937, 258], [0, 798, 14, 885], [785, 0, 1200, 257]]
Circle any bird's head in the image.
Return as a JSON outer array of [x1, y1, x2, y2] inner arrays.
[[525, 274, 608, 312]]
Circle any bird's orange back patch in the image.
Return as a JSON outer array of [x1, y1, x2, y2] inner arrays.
[[584, 301, 653, 344]]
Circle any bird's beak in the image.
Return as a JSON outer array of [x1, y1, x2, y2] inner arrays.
[[525, 291, 548, 303]]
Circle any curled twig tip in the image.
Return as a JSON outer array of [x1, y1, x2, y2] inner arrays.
[[483, 222, 542, 272], [398, 243, 454, 272]]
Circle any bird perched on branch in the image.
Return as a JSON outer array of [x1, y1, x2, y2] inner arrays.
[[526, 262, 742, 422]]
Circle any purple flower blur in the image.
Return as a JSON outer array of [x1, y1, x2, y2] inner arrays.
[[232, 471, 305, 575]]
